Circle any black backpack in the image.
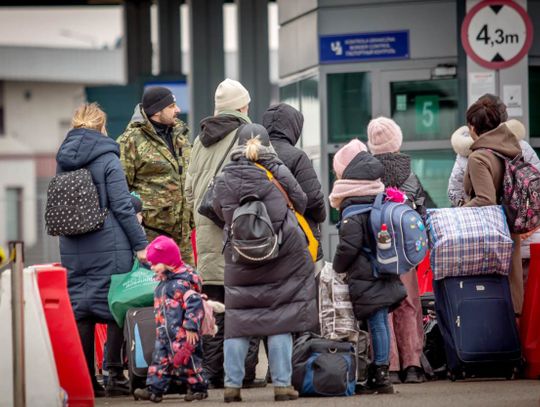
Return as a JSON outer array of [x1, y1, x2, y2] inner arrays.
[[229, 195, 279, 264], [45, 168, 108, 236]]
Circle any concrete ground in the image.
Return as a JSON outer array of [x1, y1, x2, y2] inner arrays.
[[96, 379, 540, 407]]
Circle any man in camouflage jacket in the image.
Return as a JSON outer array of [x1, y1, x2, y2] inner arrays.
[[117, 87, 194, 265]]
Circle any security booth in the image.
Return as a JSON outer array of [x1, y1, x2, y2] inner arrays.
[[277, 0, 464, 259]]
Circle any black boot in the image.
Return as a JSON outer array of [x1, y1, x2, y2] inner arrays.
[[133, 387, 163, 403], [105, 368, 131, 397], [357, 364, 394, 394], [92, 379, 106, 398]]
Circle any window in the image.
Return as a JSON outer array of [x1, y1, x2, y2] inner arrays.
[[327, 72, 371, 143], [5, 188, 23, 241], [407, 149, 456, 208], [390, 79, 458, 142], [279, 83, 300, 111]]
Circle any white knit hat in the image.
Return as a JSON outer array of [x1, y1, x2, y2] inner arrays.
[[214, 78, 251, 114], [367, 117, 403, 155]]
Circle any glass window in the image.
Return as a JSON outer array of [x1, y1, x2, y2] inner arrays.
[[279, 83, 300, 111], [299, 77, 320, 148], [407, 149, 456, 209], [6, 188, 23, 241], [529, 66, 540, 139], [391, 79, 458, 141], [328, 72, 371, 143]]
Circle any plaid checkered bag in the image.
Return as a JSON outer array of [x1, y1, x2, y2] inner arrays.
[[426, 206, 513, 280]]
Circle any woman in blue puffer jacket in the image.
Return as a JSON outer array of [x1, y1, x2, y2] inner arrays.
[[56, 103, 147, 397]]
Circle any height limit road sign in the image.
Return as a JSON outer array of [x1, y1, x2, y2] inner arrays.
[[461, 0, 533, 70]]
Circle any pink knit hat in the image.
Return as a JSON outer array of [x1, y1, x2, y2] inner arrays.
[[146, 235, 183, 269], [333, 139, 368, 179], [367, 117, 403, 155]]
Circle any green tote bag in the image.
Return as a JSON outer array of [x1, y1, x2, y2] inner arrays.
[[108, 259, 157, 327]]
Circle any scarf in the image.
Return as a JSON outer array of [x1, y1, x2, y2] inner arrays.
[[329, 179, 385, 209]]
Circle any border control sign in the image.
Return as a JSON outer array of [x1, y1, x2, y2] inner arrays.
[[461, 0, 533, 70]]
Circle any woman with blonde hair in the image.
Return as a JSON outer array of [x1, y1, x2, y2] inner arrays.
[[56, 103, 148, 397], [212, 123, 317, 403]]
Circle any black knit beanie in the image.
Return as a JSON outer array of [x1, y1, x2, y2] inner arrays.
[[142, 86, 176, 117]]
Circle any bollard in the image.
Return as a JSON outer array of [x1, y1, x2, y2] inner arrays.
[[521, 242, 540, 379], [9, 241, 25, 407]]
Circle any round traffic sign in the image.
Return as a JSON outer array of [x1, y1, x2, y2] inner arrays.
[[461, 0, 533, 70]]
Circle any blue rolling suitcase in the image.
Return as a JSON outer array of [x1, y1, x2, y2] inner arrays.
[[433, 275, 521, 380]]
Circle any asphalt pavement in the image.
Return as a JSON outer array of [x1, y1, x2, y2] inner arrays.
[[96, 379, 540, 407]]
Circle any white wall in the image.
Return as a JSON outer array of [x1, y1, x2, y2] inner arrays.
[[4, 81, 85, 154], [0, 158, 37, 249]]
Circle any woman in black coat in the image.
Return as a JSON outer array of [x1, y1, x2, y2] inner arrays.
[[263, 103, 327, 260], [212, 124, 317, 402], [56, 103, 148, 397], [330, 139, 406, 395]]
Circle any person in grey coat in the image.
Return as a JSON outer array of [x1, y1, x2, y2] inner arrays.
[[56, 103, 147, 397], [212, 124, 317, 403]]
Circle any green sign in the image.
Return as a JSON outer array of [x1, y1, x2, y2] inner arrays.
[[415, 95, 440, 134]]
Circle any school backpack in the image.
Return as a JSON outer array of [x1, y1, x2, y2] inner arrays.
[[292, 333, 357, 397], [183, 290, 220, 337], [229, 195, 279, 264], [318, 262, 358, 342], [45, 168, 108, 236], [488, 150, 540, 234], [341, 192, 428, 276]]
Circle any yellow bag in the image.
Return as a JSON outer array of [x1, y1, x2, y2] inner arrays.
[[255, 163, 318, 262]]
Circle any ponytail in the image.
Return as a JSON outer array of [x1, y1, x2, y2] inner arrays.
[[71, 102, 107, 133], [245, 136, 261, 161]]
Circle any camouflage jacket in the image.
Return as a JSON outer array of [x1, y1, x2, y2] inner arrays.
[[117, 104, 193, 263]]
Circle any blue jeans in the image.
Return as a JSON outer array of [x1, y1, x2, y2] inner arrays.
[[368, 308, 390, 365], [224, 334, 292, 388]]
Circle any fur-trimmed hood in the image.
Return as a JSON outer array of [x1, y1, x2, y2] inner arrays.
[[451, 120, 526, 158], [450, 126, 473, 158]]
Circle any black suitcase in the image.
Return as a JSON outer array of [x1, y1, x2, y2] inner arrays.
[[433, 275, 522, 380], [124, 307, 186, 394]]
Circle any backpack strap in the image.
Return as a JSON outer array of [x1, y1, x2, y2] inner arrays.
[[254, 163, 294, 209], [341, 204, 372, 220]]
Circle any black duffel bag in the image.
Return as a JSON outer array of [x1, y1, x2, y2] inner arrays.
[[292, 332, 356, 397]]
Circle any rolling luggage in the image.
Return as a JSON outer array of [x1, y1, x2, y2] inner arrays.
[[124, 307, 155, 392], [124, 307, 186, 394], [433, 275, 521, 380]]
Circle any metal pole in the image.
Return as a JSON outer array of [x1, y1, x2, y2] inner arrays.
[[10, 241, 25, 407]]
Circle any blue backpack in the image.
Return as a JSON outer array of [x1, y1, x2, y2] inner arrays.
[[341, 193, 428, 276]]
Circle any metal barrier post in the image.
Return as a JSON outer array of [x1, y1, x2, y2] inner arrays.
[[10, 241, 25, 407]]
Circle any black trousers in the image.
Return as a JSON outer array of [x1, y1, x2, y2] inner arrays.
[[76, 318, 124, 382], [202, 285, 262, 384]]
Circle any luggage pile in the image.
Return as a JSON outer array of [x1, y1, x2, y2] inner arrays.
[[290, 262, 369, 397], [426, 205, 522, 381]]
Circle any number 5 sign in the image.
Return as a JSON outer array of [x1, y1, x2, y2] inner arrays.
[[461, 0, 533, 70]]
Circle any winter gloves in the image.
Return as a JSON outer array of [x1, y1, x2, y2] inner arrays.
[[173, 342, 195, 367]]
